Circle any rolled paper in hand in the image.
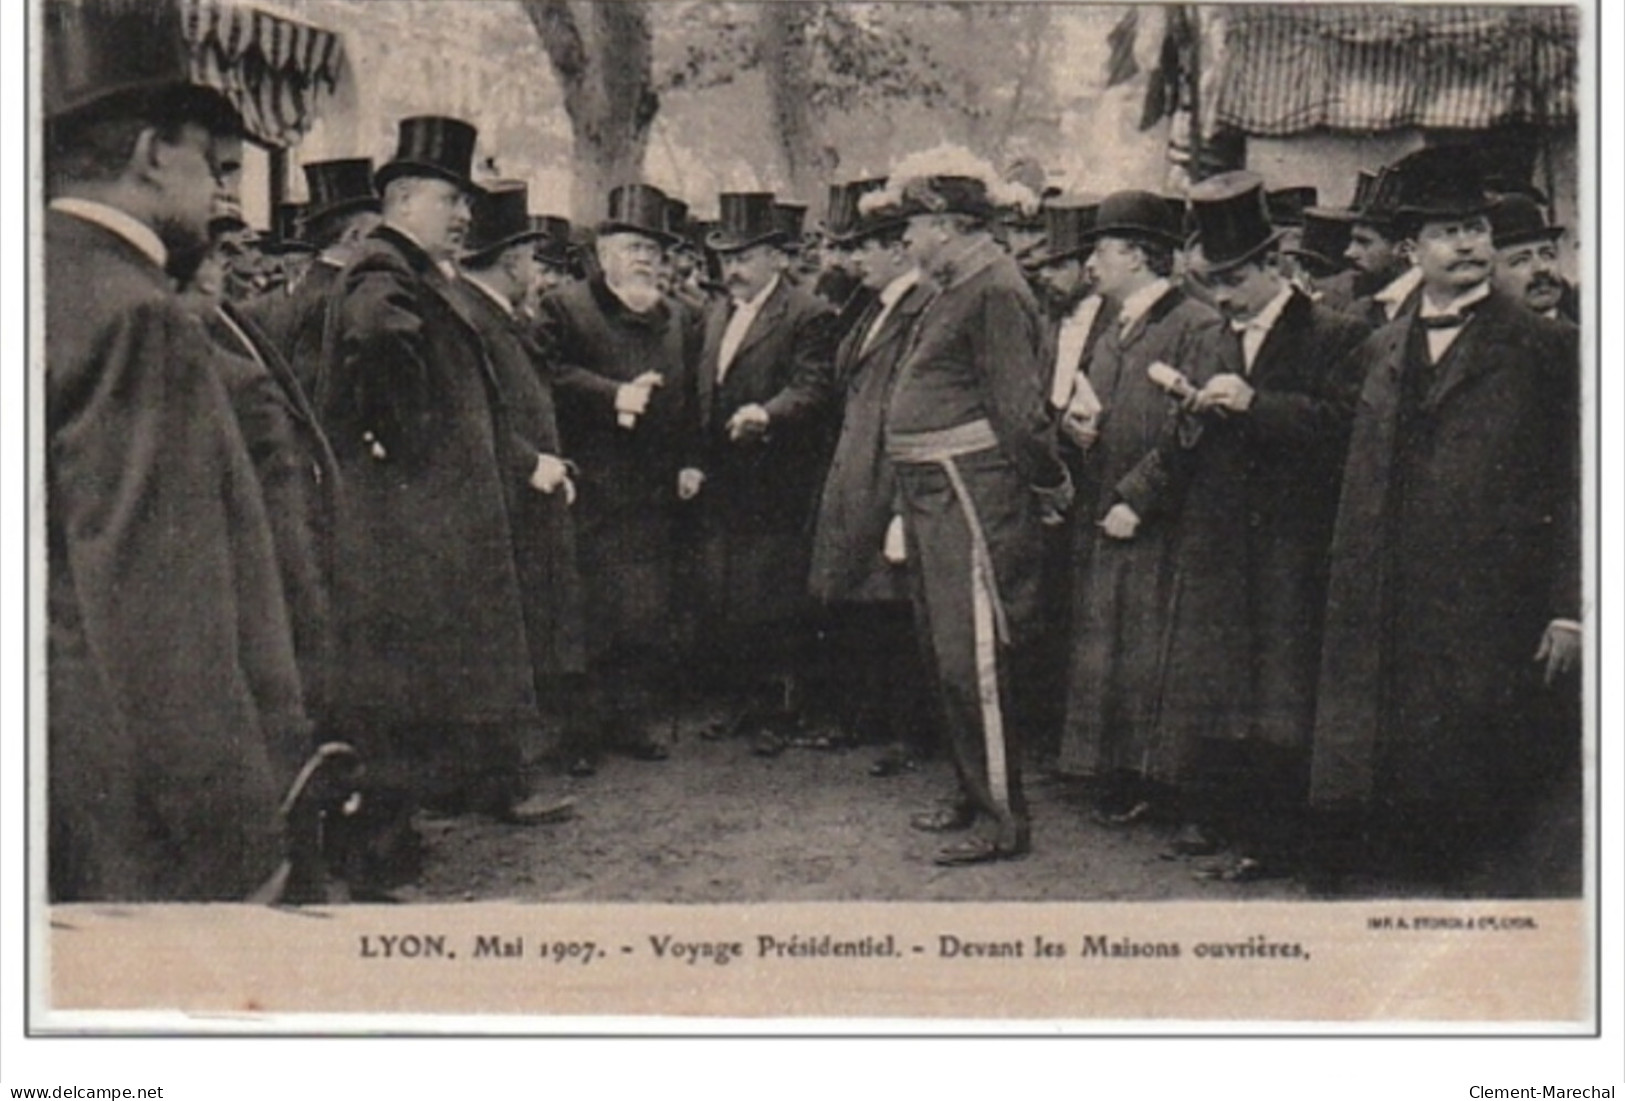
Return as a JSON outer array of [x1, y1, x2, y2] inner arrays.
[[1147, 361, 1197, 402]]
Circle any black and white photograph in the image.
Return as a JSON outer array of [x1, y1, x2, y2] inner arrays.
[[10, 0, 1617, 1071]]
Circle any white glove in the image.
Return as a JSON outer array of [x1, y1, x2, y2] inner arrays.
[[882, 515, 907, 564], [725, 403, 771, 442], [1100, 502, 1141, 540], [677, 467, 706, 500], [615, 370, 664, 426], [531, 453, 576, 505]]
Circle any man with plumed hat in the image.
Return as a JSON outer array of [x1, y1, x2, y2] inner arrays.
[[1489, 193, 1579, 326], [1309, 147, 1581, 888], [43, 0, 305, 900], [441, 184, 584, 823], [692, 191, 838, 753], [535, 182, 703, 775], [244, 157, 381, 394], [877, 147, 1071, 863], [1056, 188, 1228, 827], [316, 116, 549, 889], [1344, 166, 1423, 329], [807, 181, 938, 775], [1149, 172, 1369, 879]]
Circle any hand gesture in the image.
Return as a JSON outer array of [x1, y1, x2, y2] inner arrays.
[[1099, 502, 1141, 540], [1194, 373, 1255, 414], [677, 467, 706, 501]]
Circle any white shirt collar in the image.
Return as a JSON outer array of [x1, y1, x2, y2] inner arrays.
[[1118, 278, 1173, 330], [877, 267, 921, 309], [1373, 264, 1423, 310], [1063, 292, 1102, 330], [1232, 284, 1294, 334], [1417, 279, 1491, 319], [463, 271, 516, 318], [50, 197, 168, 270], [732, 273, 780, 311]]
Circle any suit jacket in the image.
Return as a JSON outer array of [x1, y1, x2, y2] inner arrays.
[[240, 257, 341, 399], [46, 208, 298, 900], [319, 224, 538, 726], [808, 276, 937, 604], [1311, 287, 1580, 808]]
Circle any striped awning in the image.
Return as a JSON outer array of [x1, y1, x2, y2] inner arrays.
[[1215, 7, 1578, 137], [182, 0, 349, 147]]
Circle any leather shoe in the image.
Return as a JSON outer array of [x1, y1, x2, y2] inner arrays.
[[869, 752, 918, 778], [1164, 822, 1222, 858], [750, 729, 785, 757], [566, 756, 598, 778], [933, 836, 1029, 866], [493, 794, 577, 826], [910, 805, 976, 833]]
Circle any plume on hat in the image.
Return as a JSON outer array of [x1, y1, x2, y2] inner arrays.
[[859, 144, 1038, 218]]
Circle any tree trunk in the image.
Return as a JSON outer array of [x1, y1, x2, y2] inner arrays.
[[522, 0, 659, 222], [760, 2, 826, 199]]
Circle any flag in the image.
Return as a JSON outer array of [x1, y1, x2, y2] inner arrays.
[[1104, 9, 1140, 88]]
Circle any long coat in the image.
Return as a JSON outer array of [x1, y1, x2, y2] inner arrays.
[[1151, 291, 1369, 783], [241, 257, 342, 398], [808, 276, 936, 605], [696, 277, 838, 627], [202, 299, 341, 723], [46, 209, 301, 901], [451, 277, 586, 684], [1058, 285, 1227, 780], [536, 276, 700, 657], [316, 225, 538, 728], [1309, 289, 1580, 811]]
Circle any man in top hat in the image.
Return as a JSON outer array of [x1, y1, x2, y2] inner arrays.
[[245, 157, 381, 395], [1489, 193, 1579, 326], [448, 182, 586, 823], [536, 182, 702, 775], [44, 0, 305, 900], [523, 213, 577, 315], [1148, 172, 1369, 879], [1056, 189, 1227, 825], [1344, 166, 1422, 329], [1285, 207, 1358, 315], [693, 191, 838, 753], [1309, 147, 1581, 890], [811, 178, 884, 324], [316, 116, 548, 890], [262, 200, 318, 294], [875, 149, 1071, 864], [807, 183, 937, 776]]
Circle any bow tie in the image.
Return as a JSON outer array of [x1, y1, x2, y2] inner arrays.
[[1418, 302, 1483, 330]]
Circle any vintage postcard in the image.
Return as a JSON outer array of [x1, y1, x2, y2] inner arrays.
[[24, 0, 1600, 1038]]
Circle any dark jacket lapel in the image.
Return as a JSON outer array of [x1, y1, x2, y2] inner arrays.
[[1421, 290, 1520, 412], [727, 277, 792, 370], [1247, 290, 1312, 387]]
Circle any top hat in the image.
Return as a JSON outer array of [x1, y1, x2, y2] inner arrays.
[[264, 202, 316, 255], [1081, 189, 1185, 247], [1285, 209, 1354, 273], [1487, 194, 1565, 250], [665, 197, 691, 242], [464, 181, 544, 260], [1187, 171, 1286, 271], [1266, 186, 1317, 228], [45, 0, 244, 134], [528, 214, 574, 266], [303, 158, 379, 226], [1344, 167, 1404, 227], [1388, 146, 1493, 223], [1025, 199, 1100, 267], [773, 202, 808, 242], [375, 116, 480, 194], [826, 179, 885, 240], [707, 193, 787, 253], [599, 183, 679, 246]]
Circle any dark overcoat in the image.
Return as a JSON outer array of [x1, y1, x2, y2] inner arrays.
[[241, 257, 341, 398], [1309, 289, 1580, 810], [695, 277, 838, 627], [46, 209, 301, 901], [1058, 285, 1227, 780], [1151, 291, 1369, 781], [451, 277, 586, 684], [808, 277, 936, 605], [535, 276, 700, 656], [203, 299, 341, 722], [316, 225, 538, 728]]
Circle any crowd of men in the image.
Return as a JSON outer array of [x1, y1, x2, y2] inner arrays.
[[46, 0, 1581, 904]]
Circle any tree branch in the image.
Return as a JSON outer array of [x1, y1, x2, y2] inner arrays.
[[521, 0, 586, 84]]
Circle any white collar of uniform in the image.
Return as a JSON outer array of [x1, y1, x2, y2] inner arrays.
[[1417, 278, 1491, 320], [1118, 277, 1172, 330], [50, 197, 168, 270], [1374, 264, 1423, 308], [1232, 283, 1294, 334], [877, 267, 921, 309], [463, 270, 516, 318], [732, 273, 780, 311]]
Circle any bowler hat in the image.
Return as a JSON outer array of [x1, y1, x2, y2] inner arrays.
[[464, 181, 545, 261], [1487, 194, 1565, 250], [528, 214, 574, 266], [1266, 186, 1317, 228], [707, 192, 786, 253], [264, 202, 316, 255], [375, 116, 481, 194], [45, 0, 244, 134], [1187, 171, 1285, 271], [826, 178, 886, 240], [1025, 199, 1100, 267], [1286, 209, 1354, 273], [303, 158, 379, 226], [1081, 189, 1184, 247], [599, 183, 679, 246], [1388, 146, 1491, 223]]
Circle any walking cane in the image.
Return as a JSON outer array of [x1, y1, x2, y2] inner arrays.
[[246, 742, 364, 905]]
